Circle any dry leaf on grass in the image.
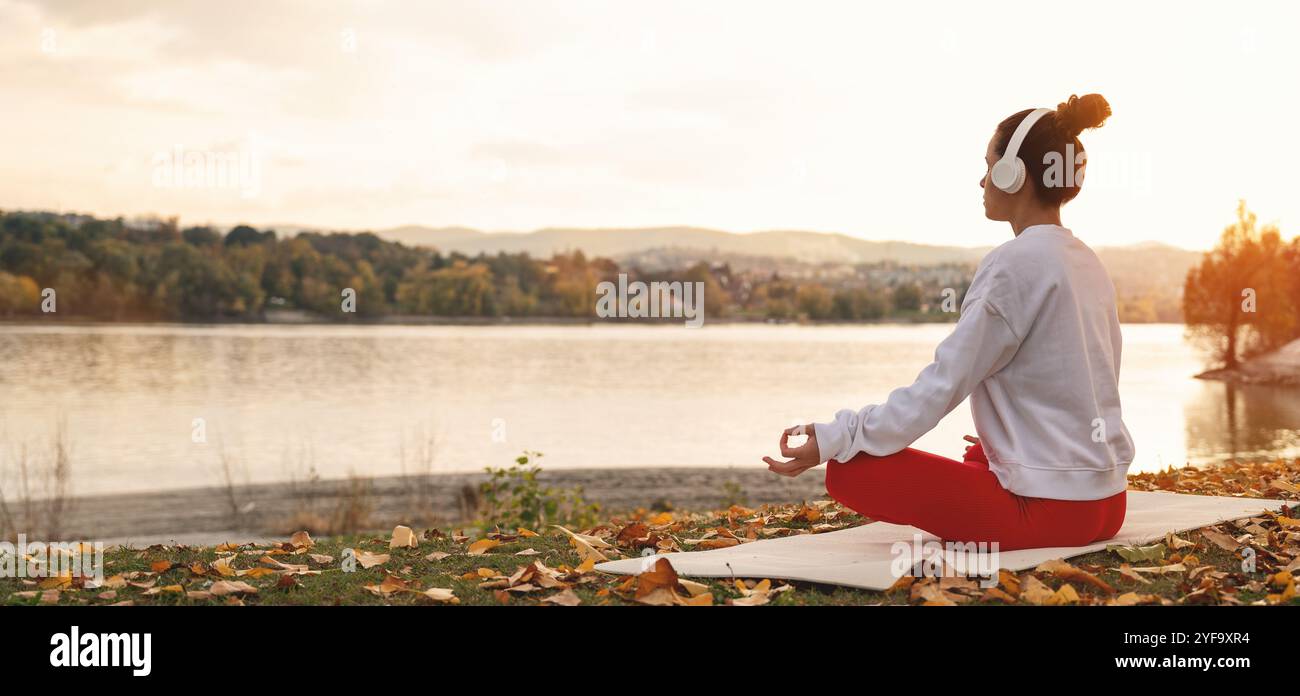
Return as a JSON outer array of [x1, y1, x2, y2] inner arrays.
[[1035, 559, 1115, 594], [209, 580, 258, 596], [1046, 583, 1080, 605], [1111, 564, 1152, 585], [354, 550, 390, 569], [259, 556, 318, 576], [729, 578, 792, 606], [912, 581, 959, 606], [467, 539, 501, 555], [363, 575, 409, 596], [1019, 575, 1055, 605], [390, 525, 419, 549], [417, 587, 459, 604], [1129, 563, 1188, 575], [542, 588, 582, 606], [552, 525, 611, 562], [212, 556, 239, 577], [1109, 591, 1162, 606], [1199, 528, 1243, 552]]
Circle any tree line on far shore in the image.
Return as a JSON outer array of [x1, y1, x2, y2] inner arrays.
[[5, 204, 1288, 360], [0, 211, 967, 323]]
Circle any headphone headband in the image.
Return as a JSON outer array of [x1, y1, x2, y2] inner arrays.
[[989, 107, 1052, 194], [1002, 108, 1051, 165]]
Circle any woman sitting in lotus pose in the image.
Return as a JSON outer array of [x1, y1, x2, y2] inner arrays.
[[765, 93, 1133, 552]]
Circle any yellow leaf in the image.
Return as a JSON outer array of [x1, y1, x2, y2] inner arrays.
[[390, 525, 419, 549], [1046, 583, 1080, 605], [1019, 575, 1054, 605], [363, 575, 409, 596], [467, 539, 501, 555], [678, 578, 711, 597], [212, 556, 239, 577], [38, 574, 71, 590], [354, 550, 390, 569]]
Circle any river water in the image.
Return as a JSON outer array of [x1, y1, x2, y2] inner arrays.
[[1, 323, 1296, 496]]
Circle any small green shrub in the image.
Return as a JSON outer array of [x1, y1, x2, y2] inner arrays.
[[478, 451, 600, 531]]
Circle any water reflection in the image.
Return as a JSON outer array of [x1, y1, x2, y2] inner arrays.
[[1185, 381, 1300, 465]]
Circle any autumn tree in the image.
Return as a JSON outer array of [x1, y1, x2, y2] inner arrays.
[[1184, 201, 1298, 369]]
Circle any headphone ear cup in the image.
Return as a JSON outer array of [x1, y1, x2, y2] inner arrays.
[[990, 158, 1019, 193], [1005, 157, 1026, 194]]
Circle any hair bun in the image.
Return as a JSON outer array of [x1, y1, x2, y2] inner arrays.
[[1055, 93, 1111, 138]]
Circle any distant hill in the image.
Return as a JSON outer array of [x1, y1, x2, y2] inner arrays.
[[372, 224, 1201, 322], [377, 225, 991, 266], [1093, 242, 1203, 295]]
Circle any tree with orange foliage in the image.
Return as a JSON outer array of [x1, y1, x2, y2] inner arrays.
[[1183, 201, 1298, 369]]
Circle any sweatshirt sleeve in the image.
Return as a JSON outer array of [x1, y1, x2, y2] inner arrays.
[[812, 265, 1026, 463]]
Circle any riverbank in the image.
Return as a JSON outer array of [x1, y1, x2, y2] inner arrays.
[[1197, 338, 1300, 387], [16, 467, 828, 546]]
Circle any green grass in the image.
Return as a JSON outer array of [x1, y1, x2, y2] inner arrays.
[[3, 499, 1296, 606]]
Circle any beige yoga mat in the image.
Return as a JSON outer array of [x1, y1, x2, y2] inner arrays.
[[593, 490, 1292, 590]]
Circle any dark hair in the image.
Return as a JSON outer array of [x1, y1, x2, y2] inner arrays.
[[994, 93, 1111, 205]]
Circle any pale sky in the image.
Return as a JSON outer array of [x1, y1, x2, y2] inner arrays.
[[2, 0, 1297, 250]]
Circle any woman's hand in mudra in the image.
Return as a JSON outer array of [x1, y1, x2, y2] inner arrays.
[[764, 424, 821, 477]]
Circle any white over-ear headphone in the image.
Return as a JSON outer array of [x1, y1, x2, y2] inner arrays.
[[989, 107, 1051, 194]]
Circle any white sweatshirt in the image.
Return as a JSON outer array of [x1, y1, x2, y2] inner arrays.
[[813, 224, 1134, 501]]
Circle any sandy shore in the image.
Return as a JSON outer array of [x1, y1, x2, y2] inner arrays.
[[22, 467, 828, 546]]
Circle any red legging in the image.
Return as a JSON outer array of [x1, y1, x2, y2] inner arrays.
[[824, 440, 1126, 551]]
